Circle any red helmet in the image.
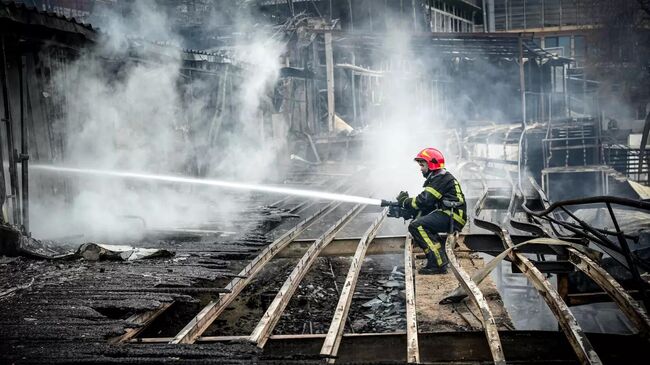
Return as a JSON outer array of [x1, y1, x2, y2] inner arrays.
[[414, 148, 445, 170]]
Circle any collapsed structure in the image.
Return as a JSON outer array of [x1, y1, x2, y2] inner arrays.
[[1, 1, 649, 363]]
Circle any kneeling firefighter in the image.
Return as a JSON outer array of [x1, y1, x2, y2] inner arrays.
[[381, 148, 466, 275]]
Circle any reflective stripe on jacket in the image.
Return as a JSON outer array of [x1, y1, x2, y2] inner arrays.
[[403, 169, 467, 225]]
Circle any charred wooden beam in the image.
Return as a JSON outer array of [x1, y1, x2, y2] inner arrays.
[[403, 234, 420, 364], [510, 260, 575, 274], [282, 235, 404, 257], [463, 233, 560, 255], [249, 204, 365, 348], [109, 302, 173, 344], [445, 233, 506, 364], [567, 291, 644, 306], [133, 331, 649, 364], [441, 237, 562, 304], [512, 202, 650, 332], [282, 233, 561, 258], [475, 219, 602, 365], [320, 209, 387, 362], [567, 248, 650, 339], [169, 200, 343, 344]]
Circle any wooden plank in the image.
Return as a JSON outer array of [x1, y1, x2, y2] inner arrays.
[[567, 248, 650, 339], [509, 251, 602, 364], [169, 200, 343, 344], [110, 302, 173, 344], [475, 219, 603, 365], [288, 233, 552, 258], [137, 332, 409, 344], [404, 234, 420, 364], [416, 236, 513, 332], [249, 204, 365, 348], [567, 290, 644, 306], [445, 233, 505, 364], [320, 209, 388, 362], [135, 331, 650, 364], [280, 235, 404, 257]]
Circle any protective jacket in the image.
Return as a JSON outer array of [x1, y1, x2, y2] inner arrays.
[[402, 169, 467, 226]]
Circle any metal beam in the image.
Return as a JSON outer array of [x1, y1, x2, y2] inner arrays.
[[518, 36, 527, 127], [567, 290, 644, 306], [169, 200, 342, 344], [249, 204, 365, 348], [320, 209, 388, 362], [475, 219, 602, 365], [463, 233, 560, 255], [18, 53, 28, 234], [281, 235, 404, 257], [324, 32, 335, 133], [510, 260, 575, 274], [442, 237, 584, 304], [281, 233, 559, 259], [0, 36, 12, 224], [404, 234, 420, 364], [508, 250, 601, 364], [567, 248, 650, 339], [445, 233, 506, 364]]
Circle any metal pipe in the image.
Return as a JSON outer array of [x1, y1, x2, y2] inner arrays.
[[411, 0, 417, 31], [18, 54, 28, 234], [0, 36, 12, 224], [606, 202, 650, 310], [487, 0, 495, 32], [347, 0, 354, 31], [517, 35, 527, 192], [482, 0, 488, 32], [524, 195, 650, 217], [638, 110, 650, 177], [324, 32, 335, 134]]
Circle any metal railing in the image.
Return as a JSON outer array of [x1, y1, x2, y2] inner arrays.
[[604, 145, 650, 185]]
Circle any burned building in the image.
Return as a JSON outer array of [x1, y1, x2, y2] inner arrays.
[[1, 1, 649, 364]]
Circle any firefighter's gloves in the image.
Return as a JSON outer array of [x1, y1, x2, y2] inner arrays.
[[396, 191, 409, 205]]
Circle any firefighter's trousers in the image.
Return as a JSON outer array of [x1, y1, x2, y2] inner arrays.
[[407, 210, 463, 268]]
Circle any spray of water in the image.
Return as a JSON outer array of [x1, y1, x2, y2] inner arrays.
[[30, 164, 381, 206]]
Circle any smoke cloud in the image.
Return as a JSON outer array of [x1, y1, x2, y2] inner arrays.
[[29, 2, 286, 242], [345, 8, 521, 204], [356, 12, 459, 200]]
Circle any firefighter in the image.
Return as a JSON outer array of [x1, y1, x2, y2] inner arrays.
[[396, 148, 467, 275]]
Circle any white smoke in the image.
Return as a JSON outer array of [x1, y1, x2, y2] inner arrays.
[[29, 2, 286, 242], [204, 19, 286, 182], [357, 14, 453, 200]]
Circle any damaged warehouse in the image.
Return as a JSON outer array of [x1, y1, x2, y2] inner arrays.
[[1, 0, 650, 363]]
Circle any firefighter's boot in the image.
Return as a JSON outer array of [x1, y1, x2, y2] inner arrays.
[[419, 250, 448, 275]]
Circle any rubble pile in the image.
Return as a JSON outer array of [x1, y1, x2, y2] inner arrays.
[[356, 266, 407, 332]]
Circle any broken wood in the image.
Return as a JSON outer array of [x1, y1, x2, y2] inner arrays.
[[169, 200, 344, 344], [445, 233, 505, 364], [475, 219, 602, 365], [249, 204, 365, 348], [110, 302, 173, 344], [0, 277, 34, 298], [567, 248, 650, 339], [320, 208, 388, 362]]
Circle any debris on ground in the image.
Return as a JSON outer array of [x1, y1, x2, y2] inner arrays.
[[358, 265, 406, 331], [77, 243, 175, 261]]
